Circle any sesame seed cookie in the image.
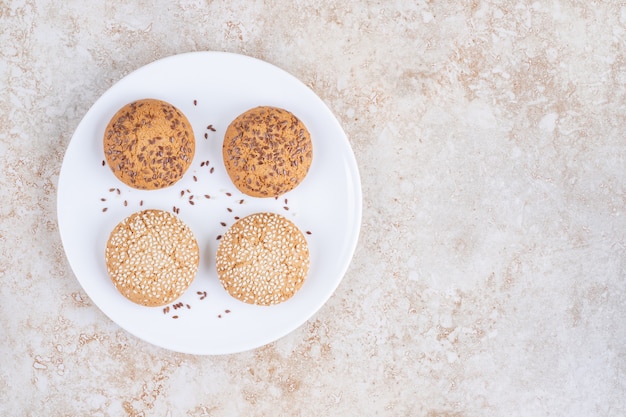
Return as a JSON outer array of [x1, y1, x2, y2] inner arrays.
[[216, 212, 310, 306], [105, 209, 199, 307], [222, 106, 313, 197], [103, 98, 195, 190]]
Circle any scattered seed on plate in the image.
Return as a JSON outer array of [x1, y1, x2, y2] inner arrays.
[[193, 99, 197, 106], [216, 235, 222, 240], [207, 125, 216, 131], [220, 222, 226, 227], [204, 194, 211, 199], [306, 231, 312, 235], [204, 133, 208, 139], [172, 315, 179, 319], [102, 207, 108, 212], [210, 167, 214, 174]]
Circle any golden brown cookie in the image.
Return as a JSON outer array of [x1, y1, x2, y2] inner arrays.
[[216, 212, 310, 306], [222, 106, 313, 197], [105, 209, 199, 307], [103, 98, 195, 190]]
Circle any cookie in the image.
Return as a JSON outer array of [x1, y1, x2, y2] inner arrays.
[[216, 212, 310, 306], [222, 106, 313, 197], [105, 209, 199, 307], [103, 98, 195, 190]]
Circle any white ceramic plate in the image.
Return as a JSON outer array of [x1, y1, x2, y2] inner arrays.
[[57, 51, 362, 355]]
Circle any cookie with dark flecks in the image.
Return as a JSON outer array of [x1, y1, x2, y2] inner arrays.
[[222, 106, 313, 197], [103, 98, 195, 190], [105, 209, 199, 307], [216, 212, 310, 306]]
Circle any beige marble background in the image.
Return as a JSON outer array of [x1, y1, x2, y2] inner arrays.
[[1, 0, 625, 415]]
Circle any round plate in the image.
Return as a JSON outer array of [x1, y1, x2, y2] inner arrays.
[[57, 51, 362, 355]]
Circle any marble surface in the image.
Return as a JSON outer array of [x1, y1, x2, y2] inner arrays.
[[1, 1, 625, 415]]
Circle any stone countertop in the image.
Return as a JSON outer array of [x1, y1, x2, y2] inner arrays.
[[1, 1, 625, 416]]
